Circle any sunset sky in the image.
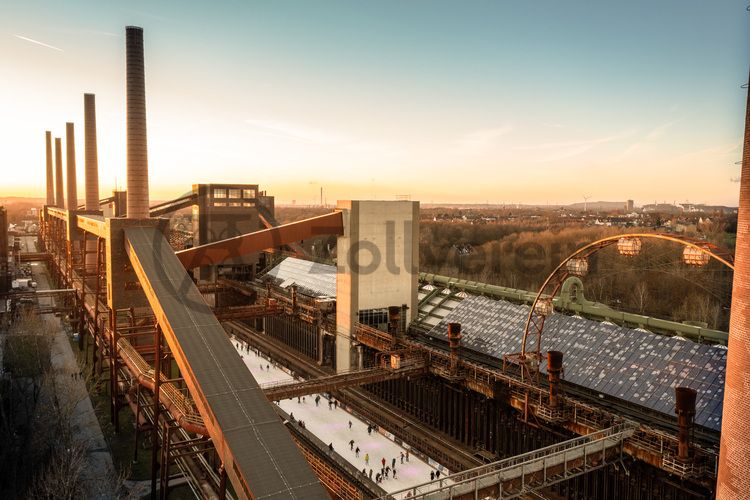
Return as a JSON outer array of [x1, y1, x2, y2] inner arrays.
[[1, 1, 748, 205]]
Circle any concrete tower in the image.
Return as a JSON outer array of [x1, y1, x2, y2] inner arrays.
[[717, 69, 750, 497], [65, 122, 77, 210], [54, 137, 64, 209], [335, 200, 419, 372], [45, 131, 54, 206], [125, 26, 149, 218]]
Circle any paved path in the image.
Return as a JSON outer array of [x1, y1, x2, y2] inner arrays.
[[35, 257, 116, 498]]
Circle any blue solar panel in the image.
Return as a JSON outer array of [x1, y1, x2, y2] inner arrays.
[[427, 295, 725, 431]]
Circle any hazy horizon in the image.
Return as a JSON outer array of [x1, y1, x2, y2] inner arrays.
[[2, 1, 748, 205]]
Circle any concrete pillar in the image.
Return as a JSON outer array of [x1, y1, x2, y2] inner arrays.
[[65, 122, 77, 210], [54, 137, 65, 208], [45, 131, 54, 206], [718, 68, 750, 497], [125, 26, 150, 219], [335, 200, 419, 373]]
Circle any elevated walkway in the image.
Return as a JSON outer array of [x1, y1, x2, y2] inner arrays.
[[381, 423, 636, 499], [262, 365, 427, 401], [124, 226, 328, 500]]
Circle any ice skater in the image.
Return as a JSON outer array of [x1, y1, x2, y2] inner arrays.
[[349, 439, 355, 451], [400, 451, 405, 464], [355, 447, 360, 457], [348, 420, 352, 429]]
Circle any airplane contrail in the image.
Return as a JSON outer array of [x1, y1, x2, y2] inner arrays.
[[14, 34, 63, 52]]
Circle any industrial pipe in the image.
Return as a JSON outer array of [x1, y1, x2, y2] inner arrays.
[[45, 131, 54, 206], [125, 26, 150, 218], [675, 386, 696, 461], [388, 306, 402, 337], [54, 137, 64, 208], [116, 339, 208, 436], [65, 122, 77, 211], [448, 322, 461, 375], [547, 350, 564, 408]]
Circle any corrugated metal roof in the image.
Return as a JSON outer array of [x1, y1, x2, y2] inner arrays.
[[266, 257, 336, 298]]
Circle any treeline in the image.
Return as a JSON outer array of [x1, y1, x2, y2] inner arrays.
[[420, 221, 734, 330]]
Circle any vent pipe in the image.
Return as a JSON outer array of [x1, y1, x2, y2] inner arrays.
[[125, 26, 149, 218], [718, 67, 750, 498], [675, 386, 696, 461], [54, 137, 64, 208], [65, 122, 77, 211], [547, 351, 564, 408], [45, 131, 54, 206]]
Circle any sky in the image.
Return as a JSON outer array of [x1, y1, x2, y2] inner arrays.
[[1, 1, 748, 206]]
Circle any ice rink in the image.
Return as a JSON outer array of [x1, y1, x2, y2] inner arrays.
[[231, 337, 450, 494]]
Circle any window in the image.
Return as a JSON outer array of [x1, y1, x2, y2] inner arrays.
[[228, 188, 241, 199], [243, 188, 257, 199], [213, 202, 226, 207], [213, 188, 226, 198]]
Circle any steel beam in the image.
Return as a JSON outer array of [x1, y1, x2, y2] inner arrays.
[[175, 211, 343, 270]]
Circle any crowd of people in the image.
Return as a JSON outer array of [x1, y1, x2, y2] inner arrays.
[[235, 338, 448, 489]]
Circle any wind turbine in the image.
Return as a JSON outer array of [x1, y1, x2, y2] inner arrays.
[[583, 195, 591, 213]]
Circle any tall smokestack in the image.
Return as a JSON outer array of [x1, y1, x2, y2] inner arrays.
[[125, 26, 149, 218], [54, 137, 64, 208], [45, 131, 54, 206], [65, 122, 77, 211], [84, 94, 100, 272], [717, 68, 750, 497], [84, 94, 100, 211]]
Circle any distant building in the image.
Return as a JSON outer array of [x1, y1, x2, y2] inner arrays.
[[626, 199, 634, 212]]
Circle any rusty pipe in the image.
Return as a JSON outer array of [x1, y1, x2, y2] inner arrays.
[[125, 26, 150, 218], [547, 350, 563, 408], [448, 322, 461, 375], [117, 342, 208, 436], [65, 122, 77, 211], [675, 386, 697, 460]]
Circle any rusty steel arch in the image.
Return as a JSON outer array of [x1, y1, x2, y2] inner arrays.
[[510, 233, 734, 381]]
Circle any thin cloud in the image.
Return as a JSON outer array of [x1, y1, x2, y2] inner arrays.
[[645, 121, 674, 141], [515, 131, 633, 162], [14, 34, 63, 52], [617, 121, 675, 160], [245, 119, 345, 145], [456, 125, 513, 153]]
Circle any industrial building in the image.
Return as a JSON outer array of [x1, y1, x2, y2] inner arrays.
[[5, 24, 750, 500]]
